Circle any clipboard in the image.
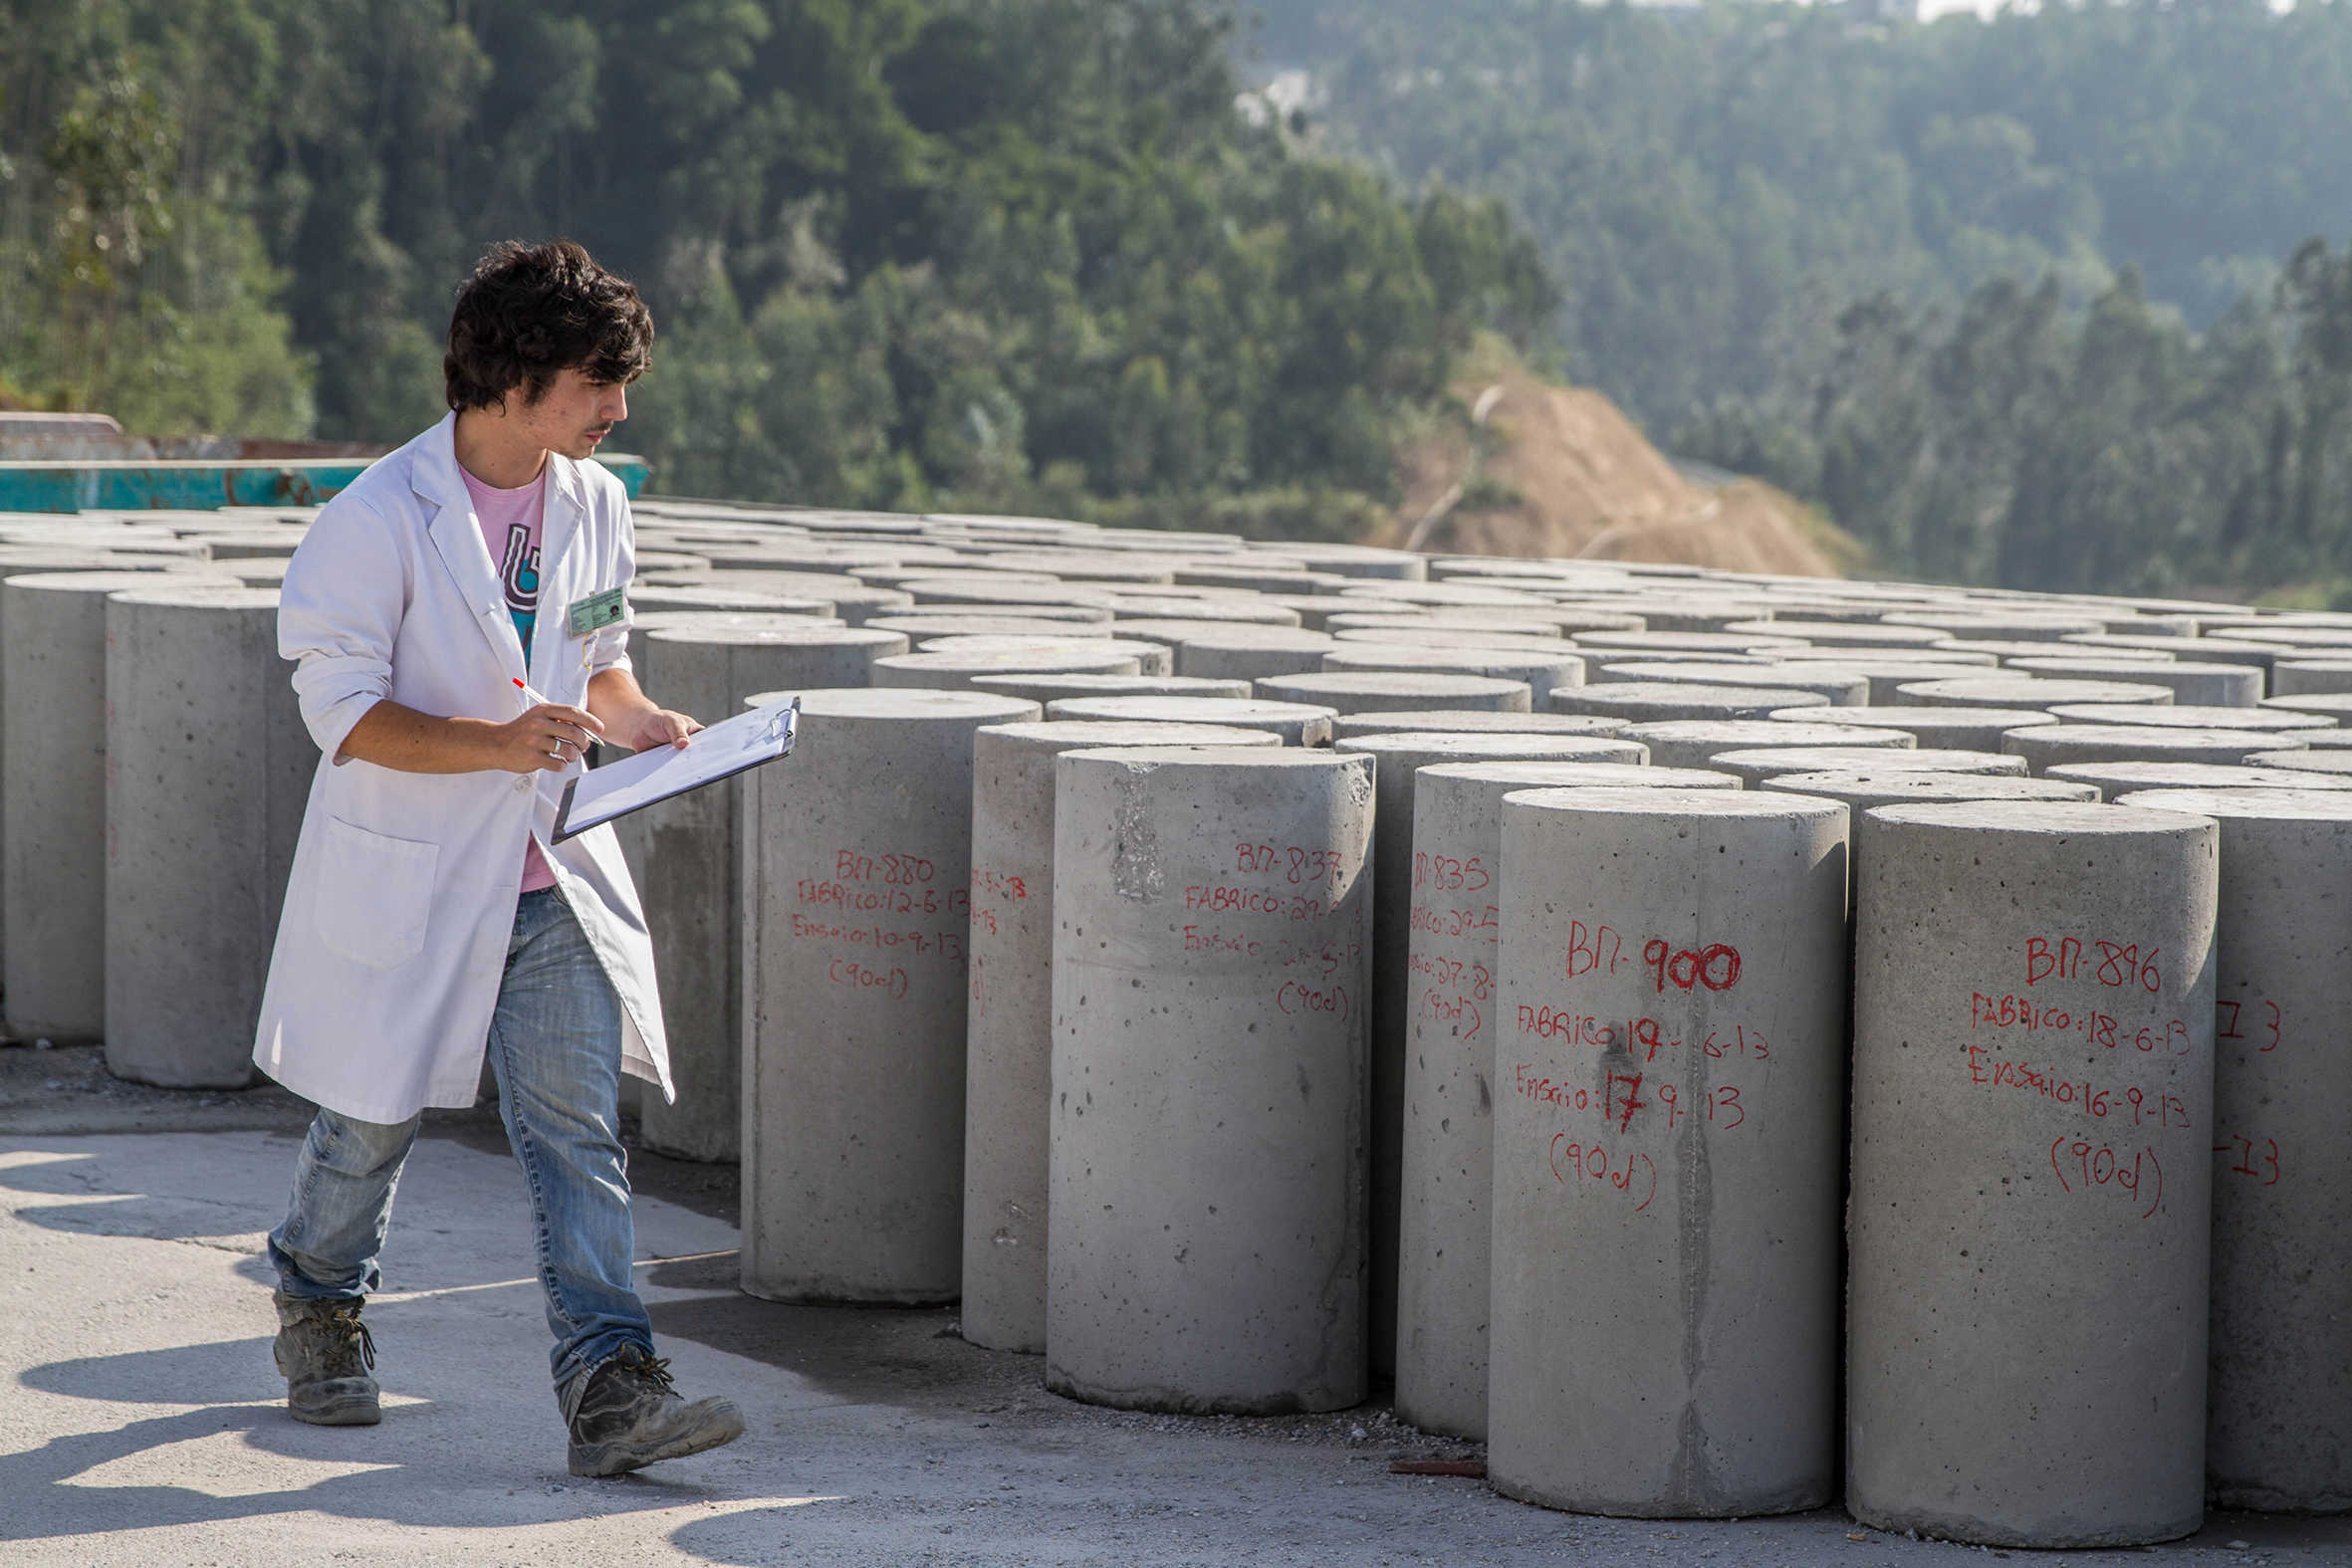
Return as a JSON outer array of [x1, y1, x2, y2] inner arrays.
[[552, 695, 799, 843]]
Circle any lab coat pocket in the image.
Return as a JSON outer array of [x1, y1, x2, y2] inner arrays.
[[315, 817, 439, 970]]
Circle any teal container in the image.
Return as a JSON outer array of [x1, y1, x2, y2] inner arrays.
[[0, 453, 650, 512]]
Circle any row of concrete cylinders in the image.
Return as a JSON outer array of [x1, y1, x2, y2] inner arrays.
[[10, 573, 2336, 1544], [718, 684, 2323, 1549]]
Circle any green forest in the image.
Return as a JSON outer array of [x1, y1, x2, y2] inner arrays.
[[0, 0, 1548, 539], [6, 0, 2352, 596], [1257, 0, 2352, 596]]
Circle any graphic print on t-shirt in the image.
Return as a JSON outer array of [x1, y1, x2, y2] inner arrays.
[[499, 524, 541, 656]]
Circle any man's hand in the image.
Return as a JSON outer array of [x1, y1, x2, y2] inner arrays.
[[495, 704, 605, 773], [587, 667, 701, 754], [604, 706, 701, 753]]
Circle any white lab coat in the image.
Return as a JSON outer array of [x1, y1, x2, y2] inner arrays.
[[252, 414, 671, 1124]]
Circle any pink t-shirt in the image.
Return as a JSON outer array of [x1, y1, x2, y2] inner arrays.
[[461, 463, 558, 892]]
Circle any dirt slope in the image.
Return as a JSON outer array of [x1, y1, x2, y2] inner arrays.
[[1384, 362, 1857, 576]]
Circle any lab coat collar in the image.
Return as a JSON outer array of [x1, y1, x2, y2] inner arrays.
[[414, 412, 546, 689]]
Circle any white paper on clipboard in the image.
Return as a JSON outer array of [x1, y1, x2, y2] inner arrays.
[[552, 695, 799, 843]]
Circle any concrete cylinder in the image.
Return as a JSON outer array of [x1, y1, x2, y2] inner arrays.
[[1848, 801, 2218, 1546], [1170, 628, 1338, 682], [1592, 662, 1869, 707], [643, 568, 912, 626], [628, 583, 836, 619], [1759, 770, 2099, 809], [2003, 725, 2308, 775], [1706, 747, 2026, 786], [105, 586, 310, 1086], [1046, 747, 1375, 1413], [1881, 612, 2107, 641], [1329, 709, 1631, 742], [969, 673, 1250, 705], [1330, 732, 1653, 1381], [1488, 787, 1850, 1516], [1574, 630, 1803, 657], [912, 633, 1172, 678], [2044, 703, 2329, 734], [1794, 705, 2058, 752], [872, 648, 1143, 690], [962, 720, 1284, 1355], [2243, 749, 2352, 775], [2104, 788, 2352, 1512], [1896, 676, 2173, 710], [2, 569, 239, 1042], [2048, 760, 2352, 799], [626, 610, 863, 680], [628, 627, 906, 1163], [1320, 646, 1587, 704], [740, 687, 1040, 1302], [1256, 672, 1531, 715], [1046, 695, 1337, 747], [1762, 660, 2001, 705], [1622, 721, 1914, 772], [1550, 683, 1831, 724], [2270, 660, 2352, 697], [2261, 692, 2352, 722], [2010, 659, 2262, 707], [1394, 761, 1744, 1441], [0, 555, 201, 985]]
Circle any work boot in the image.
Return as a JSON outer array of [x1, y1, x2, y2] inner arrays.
[[566, 1344, 745, 1476], [273, 1291, 380, 1427]]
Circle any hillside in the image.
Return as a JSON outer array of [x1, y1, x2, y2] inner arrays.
[[1384, 360, 1859, 576]]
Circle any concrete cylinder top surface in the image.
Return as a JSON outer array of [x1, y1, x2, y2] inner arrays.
[[1255, 671, 1532, 716], [1705, 747, 2027, 786], [871, 648, 1143, 690], [1330, 730, 1655, 1381], [1590, 662, 1870, 707], [1487, 787, 1850, 1517], [1549, 683, 1835, 724], [740, 687, 1041, 1304], [2104, 787, 2352, 1512], [1760, 660, 2002, 706], [1391, 761, 1744, 1443], [1896, 676, 2174, 710], [1620, 720, 1915, 772], [1047, 747, 1375, 1415], [2, 570, 239, 1042], [626, 583, 837, 617], [1319, 645, 1588, 702], [2046, 759, 2352, 798], [2241, 749, 2352, 774], [1759, 770, 2100, 810], [1328, 709, 1631, 742], [2043, 703, 2330, 732], [106, 585, 310, 1087], [1045, 694, 1337, 747], [2002, 725, 2310, 775], [1778, 705, 2056, 754], [628, 625, 906, 1164], [967, 673, 1251, 705], [1847, 801, 2219, 1547], [961, 720, 1284, 1356]]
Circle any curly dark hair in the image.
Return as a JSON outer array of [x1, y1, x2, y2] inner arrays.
[[443, 240, 654, 412]]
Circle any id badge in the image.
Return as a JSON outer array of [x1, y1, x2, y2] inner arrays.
[[567, 586, 626, 637]]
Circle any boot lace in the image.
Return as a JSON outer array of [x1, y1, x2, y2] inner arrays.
[[318, 1302, 376, 1376], [619, 1352, 675, 1394]]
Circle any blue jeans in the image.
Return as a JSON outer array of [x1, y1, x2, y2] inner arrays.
[[268, 888, 652, 1417]]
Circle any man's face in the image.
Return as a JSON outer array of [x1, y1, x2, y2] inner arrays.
[[506, 367, 628, 459]]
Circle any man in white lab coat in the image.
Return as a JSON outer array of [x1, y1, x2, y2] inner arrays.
[[253, 240, 745, 1477]]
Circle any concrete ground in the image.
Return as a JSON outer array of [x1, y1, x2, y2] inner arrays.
[[3, 1042, 2346, 1568]]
